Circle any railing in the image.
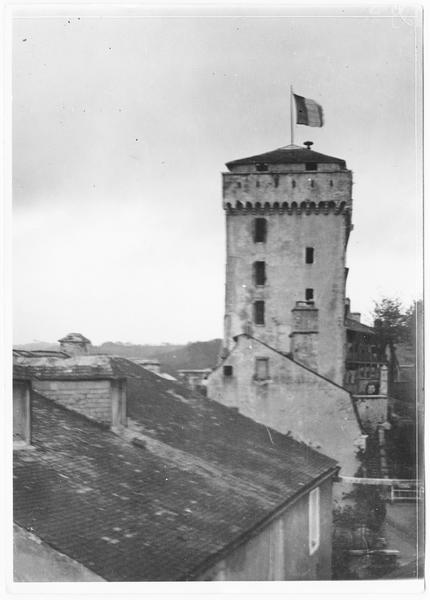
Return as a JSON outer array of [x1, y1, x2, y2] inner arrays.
[[390, 481, 423, 503]]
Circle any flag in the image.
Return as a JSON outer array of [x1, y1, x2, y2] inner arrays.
[[293, 94, 324, 127]]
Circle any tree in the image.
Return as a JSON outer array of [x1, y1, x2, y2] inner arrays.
[[372, 297, 410, 352]]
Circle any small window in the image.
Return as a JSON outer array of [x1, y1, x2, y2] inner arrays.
[[223, 365, 233, 377], [329, 180, 334, 187], [309, 487, 320, 555], [256, 163, 268, 172], [305, 163, 317, 171], [254, 300, 265, 325], [292, 180, 296, 188], [310, 179, 315, 188], [254, 218, 267, 243], [305, 288, 314, 302], [255, 358, 269, 380], [306, 247, 314, 264], [254, 261, 266, 286]]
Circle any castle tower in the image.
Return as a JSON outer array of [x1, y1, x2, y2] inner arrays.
[[222, 142, 352, 385]]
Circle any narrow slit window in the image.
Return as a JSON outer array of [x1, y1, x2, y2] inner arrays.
[[292, 180, 296, 188], [223, 365, 233, 377], [254, 261, 266, 286], [254, 301, 265, 325], [305, 162, 317, 171], [254, 218, 267, 243], [310, 179, 315, 188], [309, 487, 320, 555], [306, 247, 314, 264], [305, 288, 314, 302], [255, 358, 269, 381]]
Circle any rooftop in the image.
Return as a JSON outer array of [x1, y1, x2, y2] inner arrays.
[[13, 354, 120, 381], [345, 317, 376, 336], [58, 332, 91, 344], [226, 144, 347, 170], [14, 358, 337, 581]]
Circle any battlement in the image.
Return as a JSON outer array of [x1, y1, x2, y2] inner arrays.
[[223, 170, 352, 213]]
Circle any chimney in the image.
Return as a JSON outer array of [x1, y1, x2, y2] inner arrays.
[[350, 312, 361, 323], [344, 297, 351, 318], [58, 332, 91, 357], [290, 301, 319, 371]]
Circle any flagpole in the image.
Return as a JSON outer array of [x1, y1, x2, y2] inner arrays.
[[290, 85, 294, 145]]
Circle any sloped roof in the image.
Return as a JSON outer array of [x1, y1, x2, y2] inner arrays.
[[345, 317, 375, 336], [226, 145, 346, 170], [14, 359, 337, 581]]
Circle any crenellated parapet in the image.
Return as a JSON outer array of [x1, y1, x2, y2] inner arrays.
[[223, 170, 352, 214], [224, 199, 351, 216]]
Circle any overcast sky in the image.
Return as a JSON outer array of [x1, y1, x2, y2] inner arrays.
[[12, 5, 422, 345]]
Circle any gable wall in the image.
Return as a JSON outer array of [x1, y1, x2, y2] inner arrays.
[[198, 477, 333, 581], [207, 336, 362, 479]]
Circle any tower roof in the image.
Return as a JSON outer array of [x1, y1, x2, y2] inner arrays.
[[226, 144, 346, 170]]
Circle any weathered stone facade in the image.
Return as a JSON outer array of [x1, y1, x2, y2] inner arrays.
[[34, 378, 126, 426], [199, 476, 333, 581], [13, 352, 127, 429], [208, 334, 364, 479], [222, 145, 352, 385]]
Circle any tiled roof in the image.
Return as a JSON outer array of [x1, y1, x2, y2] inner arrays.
[[14, 358, 337, 581], [226, 146, 346, 169], [13, 349, 70, 359], [345, 317, 375, 336]]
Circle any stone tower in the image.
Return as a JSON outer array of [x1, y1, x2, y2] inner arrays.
[[221, 142, 352, 385]]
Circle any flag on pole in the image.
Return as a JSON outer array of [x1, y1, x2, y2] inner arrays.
[[293, 94, 324, 127]]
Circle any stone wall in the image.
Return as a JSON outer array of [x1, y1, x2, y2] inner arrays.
[[33, 379, 124, 426], [14, 525, 104, 582], [199, 477, 333, 581], [13, 380, 31, 445], [223, 210, 348, 385]]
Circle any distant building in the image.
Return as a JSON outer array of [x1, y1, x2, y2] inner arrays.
[[177, 368, 212, 393], [207, 143, 365, 482], [14, 357, 338, 581], [129, 358, 161, 374], [58, 332, 91, 356]]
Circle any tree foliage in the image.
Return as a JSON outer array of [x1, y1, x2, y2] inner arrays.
[[372, 297, 416, 350]]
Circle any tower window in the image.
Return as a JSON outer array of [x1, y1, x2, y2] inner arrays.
[[253, 261, 266, 286], [306, 247, 314, 264], [223, 365, 233, 377], [305, 288, 314, 302], [256, 163, 268, 172], [305, 163, 317, 171], [254, 301, 265, 325], [255, 358, 269, 381], [254, 218, 267, 243], [310, 180, 315, 188]]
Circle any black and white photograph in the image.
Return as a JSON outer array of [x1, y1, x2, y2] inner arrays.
[[7, 1, 424, 590]]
